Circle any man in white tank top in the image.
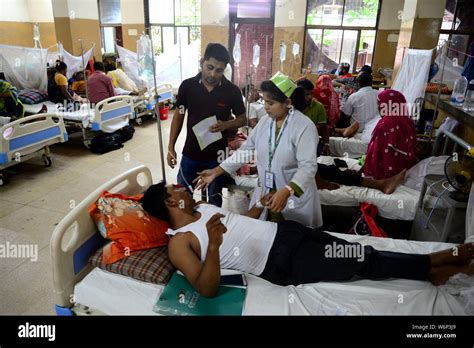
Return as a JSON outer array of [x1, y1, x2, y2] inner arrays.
[[142, 183, 474, 297]]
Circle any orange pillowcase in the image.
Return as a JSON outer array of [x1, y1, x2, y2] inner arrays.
[[89, 191, 170, 264]]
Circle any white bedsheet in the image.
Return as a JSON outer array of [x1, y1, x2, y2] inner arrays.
[[73, 232, 471, 315], [232, 157, 419, 220], [23, 102, 94, 127], [317, 156, 450, 221], [329, 135, 368, 159], [231, 156, 450, 221]]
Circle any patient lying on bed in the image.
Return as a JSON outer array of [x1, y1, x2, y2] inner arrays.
[[142, 182, 474, 297]]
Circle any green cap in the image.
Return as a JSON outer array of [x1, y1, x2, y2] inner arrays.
[[270, 71, 297, 98]]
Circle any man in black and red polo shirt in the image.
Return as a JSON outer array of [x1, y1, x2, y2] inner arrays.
[[167, 43, 246, 207]]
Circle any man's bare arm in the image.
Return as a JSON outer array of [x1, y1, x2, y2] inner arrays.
[[168, 235, 221, 297], [225, 113, 247, 129], [169, 107, 185, 150]]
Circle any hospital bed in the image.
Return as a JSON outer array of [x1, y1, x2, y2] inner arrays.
[[328, 117, 380, 159], [0, 113, 67, 186], [230, 156, 428, 221], [329, 134, 368, 159], [23, 95, 134, 148], [51, 165, 473, 316], [132, 84, 174, 125]]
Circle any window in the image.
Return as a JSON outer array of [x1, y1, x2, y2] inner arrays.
[[304, 0, 380, 74], [439, 0, 474, 67], [148, 0, 201, 55], [98, 0, 122, 54]]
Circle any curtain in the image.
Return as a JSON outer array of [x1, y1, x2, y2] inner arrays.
[[392, 49, 432, 105]]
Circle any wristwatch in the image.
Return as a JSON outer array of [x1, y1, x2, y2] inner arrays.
[[256, 200, 264, 208]]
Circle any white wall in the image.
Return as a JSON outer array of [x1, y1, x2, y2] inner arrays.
[[401, 0, 418, 22], [121, 0, 144, 24], [0, 0, 53, 23], [378, 0, 403, 30], [0, 0, 29, 22], [52, 0, 99, 20], [51, 0, 70, 18], [201, 0, 228, 26], [27, 0, 54, 23], [68, 0, 99, 20], [401, 0, 446, 21], [275, 0, 307, 27]]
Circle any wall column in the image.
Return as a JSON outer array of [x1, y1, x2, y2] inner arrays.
[[121, 0, 145, 52], [51, 0, 102, 59], [393, 0, 446, 80]]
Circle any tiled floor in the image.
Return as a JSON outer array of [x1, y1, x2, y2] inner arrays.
[[0, 116, 184, 314]]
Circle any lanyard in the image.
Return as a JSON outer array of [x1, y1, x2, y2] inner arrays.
[[268, 111, 291, 171]]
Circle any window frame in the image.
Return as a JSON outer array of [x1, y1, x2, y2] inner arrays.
[[302, 0, 382, 73], [144, 0, 201, 55], [98, 0, 123, 54], [438, 0, 474, 67]]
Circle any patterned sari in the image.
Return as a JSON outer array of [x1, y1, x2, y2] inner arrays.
[[312, 75, 340, 128], [364, 89, 417, 180]]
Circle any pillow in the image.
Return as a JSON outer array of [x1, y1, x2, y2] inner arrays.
[[88, 191, 170, 264], [89, 245, 175, 285], [18, 89, 48, 105]]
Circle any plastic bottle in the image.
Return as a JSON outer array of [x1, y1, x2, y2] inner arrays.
[[252, 43, 260, 68], [424, 120, 432, 136], [279, 43, 286, 62], [462, 79, 474, 113], [451, 76, 468, 105], [233, 33, 241, 64]]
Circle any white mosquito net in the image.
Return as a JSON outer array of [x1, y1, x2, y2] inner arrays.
[[431, 49, 464, 88], [117, 39, 200, 90], [116, 45, 143, 87], [58, 43, 95, 79], [0, 44, 48, 91]]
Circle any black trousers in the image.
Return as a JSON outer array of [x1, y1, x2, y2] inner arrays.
[[318, 163, 363, 186], [259, 221, 431, 286]]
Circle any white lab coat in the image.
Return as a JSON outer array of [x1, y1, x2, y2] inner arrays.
[[220, 109, 322, 228]]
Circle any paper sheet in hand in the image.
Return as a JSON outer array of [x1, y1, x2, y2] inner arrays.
[[192, 116, 223, 150]]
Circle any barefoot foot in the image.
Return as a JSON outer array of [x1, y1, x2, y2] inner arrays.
[[382, 169, 407, 194]]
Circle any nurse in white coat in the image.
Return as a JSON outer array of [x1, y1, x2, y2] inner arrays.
[[195, 72, 322, 228]]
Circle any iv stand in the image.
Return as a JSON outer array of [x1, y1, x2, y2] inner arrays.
[[79, 39, 89, 101], [427, 40, 450, 154], [147, 30, 167, 183]]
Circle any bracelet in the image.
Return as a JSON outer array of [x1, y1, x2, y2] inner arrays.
[[285, 185, 294, 195], [256, 200, 264, 209]]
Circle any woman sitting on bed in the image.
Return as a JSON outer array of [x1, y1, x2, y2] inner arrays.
[[364, 89, 417, 180], [312, 75, 340, 131], [47, 61, 86, 111]]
